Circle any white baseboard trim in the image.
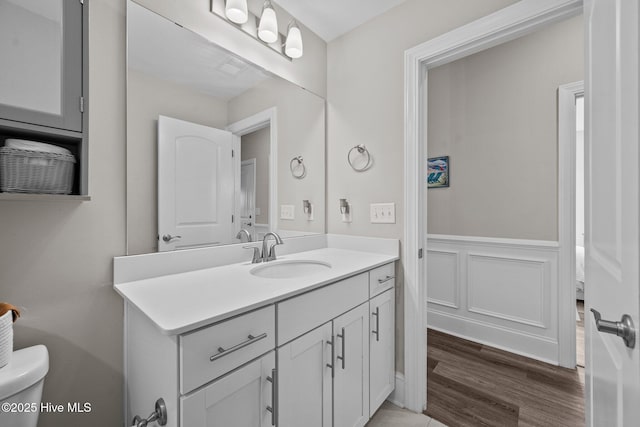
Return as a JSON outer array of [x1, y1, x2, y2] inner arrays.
[[428, 310, 559, 365], [387, 372, 405, 408]]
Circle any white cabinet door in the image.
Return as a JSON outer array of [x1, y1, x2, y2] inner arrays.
[[369, 289, 395, 416], [333, 303, 370, 427], [180, 351, 275, 427], [278, 323, 333, 427]]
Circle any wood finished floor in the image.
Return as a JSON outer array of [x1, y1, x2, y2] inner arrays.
[[425, 329, 585, 427]]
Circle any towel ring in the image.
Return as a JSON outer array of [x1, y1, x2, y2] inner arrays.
[[347, 144, 372, 172], [290, 156, 306, 179]]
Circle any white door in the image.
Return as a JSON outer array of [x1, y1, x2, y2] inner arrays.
[[180, 351, 275, 426], [585, 0, 640, 425], [240, 159, 257, 241], [158, 116, 235, 251], [369, 289, 395, 416], [333, 303, 370, 427], [278, 322, 332, 427]]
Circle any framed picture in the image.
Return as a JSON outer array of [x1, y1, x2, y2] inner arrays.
[[427, 156, 449, 188]]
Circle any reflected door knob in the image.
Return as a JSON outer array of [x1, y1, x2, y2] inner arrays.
[[161, 234, 182, 243], [590, 308, 636, 348]]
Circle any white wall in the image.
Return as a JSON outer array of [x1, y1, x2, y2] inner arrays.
[[327, 0, 520, 374], [0, 1, 126, 426]]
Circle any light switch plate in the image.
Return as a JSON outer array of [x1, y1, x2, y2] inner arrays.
[[280, 204, 295, 220], [370, 203, 396, 224]]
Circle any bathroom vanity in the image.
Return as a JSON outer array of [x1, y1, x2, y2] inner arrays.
[[115, 236, 398, 427]]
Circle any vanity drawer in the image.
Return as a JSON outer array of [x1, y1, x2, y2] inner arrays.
[[179, 305, 275, 394], [277, 273, 368, 345], [369, 263, 395, 297]]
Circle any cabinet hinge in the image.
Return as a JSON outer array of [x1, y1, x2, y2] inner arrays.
[[232, 149, 235, 158], [418, 248, 423, 259], [79, 96, 85, 113]]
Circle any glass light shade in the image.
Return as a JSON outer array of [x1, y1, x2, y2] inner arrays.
[[258, 2, 278, 43], [225, 0, 248, 24], [285, 21, 303, 59]]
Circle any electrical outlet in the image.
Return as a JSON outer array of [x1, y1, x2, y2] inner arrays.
[[370, 203, 396, 224], [280, 204, 295, 220]]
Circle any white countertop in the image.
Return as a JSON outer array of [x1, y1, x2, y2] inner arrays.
[[114, 247, 397, 335]]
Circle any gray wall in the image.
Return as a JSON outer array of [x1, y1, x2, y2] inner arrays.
[[0, 1, 126, 426], [127, 69, 228, 255], [427, 15, 584, 240], [326, 0, 519, 374], [228, 77, 326, 234]]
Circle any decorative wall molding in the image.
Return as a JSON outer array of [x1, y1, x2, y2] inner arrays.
[[427, 235, 559, 364], [426, 249, 460, 309]]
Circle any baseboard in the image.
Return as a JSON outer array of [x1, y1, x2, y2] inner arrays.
[[387, 372, 405, 408], [428, 310, 559, 365]]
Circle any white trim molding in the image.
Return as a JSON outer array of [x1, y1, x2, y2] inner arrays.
[[558, 81, 584, 368], [404, 0, 582, 411], [427, 235, 560, 363]]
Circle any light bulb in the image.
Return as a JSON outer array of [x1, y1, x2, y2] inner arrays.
[[225, 0, 248, 24], [285, 21, 303, 59], [258, 1, 278, 43]]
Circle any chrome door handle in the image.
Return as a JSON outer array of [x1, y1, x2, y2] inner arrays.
[[266, 368, 277, 426], [372, 307, 380, 342], [161, 234, 182, 243], [590, 309, 636, 349], [337, 328, 346, 369], [327, 337, 335, 378]]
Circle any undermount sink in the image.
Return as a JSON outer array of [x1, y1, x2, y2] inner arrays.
[[250, 260, 332, 279]]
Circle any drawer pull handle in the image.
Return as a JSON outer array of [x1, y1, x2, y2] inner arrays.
[[372, 307, 380, 342], [210, 332, 268, 362], [266, 368, 277, 426], [377, 275, 395, 284]]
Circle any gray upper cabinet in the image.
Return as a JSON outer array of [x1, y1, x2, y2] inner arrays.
[[0, 0, 83, 134]]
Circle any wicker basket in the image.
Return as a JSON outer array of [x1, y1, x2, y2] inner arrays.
[[0, 147, 76, 194]]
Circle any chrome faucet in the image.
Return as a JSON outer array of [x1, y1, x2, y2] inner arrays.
[[261, 232, 283, 262], [236, 229, 252, 242]]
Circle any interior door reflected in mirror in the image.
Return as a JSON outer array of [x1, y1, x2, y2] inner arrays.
[[126, 1, 326, 255]]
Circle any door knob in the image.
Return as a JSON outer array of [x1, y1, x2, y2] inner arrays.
[[161, 234, 182, 243], [590, 308, 636, 349]]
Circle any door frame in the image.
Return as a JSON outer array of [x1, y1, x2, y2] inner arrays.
[[558, 81, 584, 368], [402, 0, 583, 412], [227, 107, 278, 238]]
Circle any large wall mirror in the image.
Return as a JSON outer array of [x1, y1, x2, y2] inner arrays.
[[126, 1, 326, 255]]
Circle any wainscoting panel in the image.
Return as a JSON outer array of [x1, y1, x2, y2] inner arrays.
[[427, 250, 459, 309], [427, 235, 560, 364]]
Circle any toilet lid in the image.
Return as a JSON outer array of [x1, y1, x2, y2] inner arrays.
[[0, 345, 49, 401]]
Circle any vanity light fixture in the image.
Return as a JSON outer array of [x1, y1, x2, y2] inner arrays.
[[225, 0, 248, 24], [285, 20, 303, 59], [258, 0, 278, 44]]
